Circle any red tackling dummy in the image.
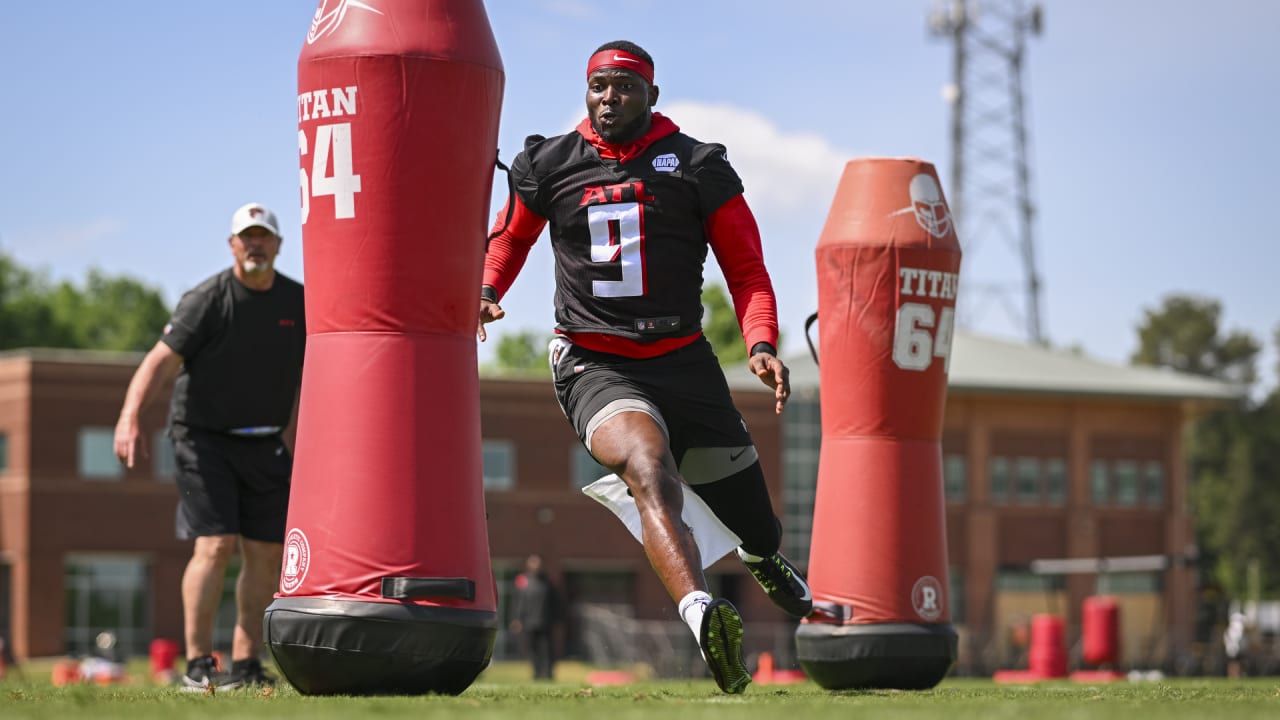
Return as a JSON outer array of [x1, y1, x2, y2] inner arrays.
[[264, 0, 504, 696], [797, 158, 961, 690]]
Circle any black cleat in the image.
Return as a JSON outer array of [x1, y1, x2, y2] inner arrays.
[[743, 552, 813, 619], [180, 655, 234, 692], [699, 598, 750, 694], [226, 658, 277, 689]]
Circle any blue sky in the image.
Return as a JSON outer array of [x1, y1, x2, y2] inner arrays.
[[2, 1, 1276, 393]]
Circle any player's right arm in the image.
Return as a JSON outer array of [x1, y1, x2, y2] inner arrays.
[[477, 192, 547, 341], [114, 341, 184, 468]]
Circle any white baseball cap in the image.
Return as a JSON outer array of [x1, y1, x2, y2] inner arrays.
[[230, 202, 281, 237]]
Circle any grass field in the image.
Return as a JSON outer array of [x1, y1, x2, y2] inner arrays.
[[2, 660, 1278, 719]]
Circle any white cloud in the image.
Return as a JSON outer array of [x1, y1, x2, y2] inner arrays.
[[662, 100, 851, 215], [557, 101, 850, 214], [657, 102, 855, 355]]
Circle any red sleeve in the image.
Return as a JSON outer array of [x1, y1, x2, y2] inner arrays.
[[482, 193, 548, 300], [705, 194, 779, 352]]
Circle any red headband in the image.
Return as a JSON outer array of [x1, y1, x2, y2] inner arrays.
[[586, 49, 654, 85]]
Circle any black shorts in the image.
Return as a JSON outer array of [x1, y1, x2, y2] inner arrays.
[[550, 335, 757, 482], [172, 425, 292, 543]]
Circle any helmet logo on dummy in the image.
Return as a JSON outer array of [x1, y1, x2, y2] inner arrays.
[[307, 0, 385, 45], [280, 528, 312, 594], [911, 575, 945, 621], [908, 174, 952, 239]]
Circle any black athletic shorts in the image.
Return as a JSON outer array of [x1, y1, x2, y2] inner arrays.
[[550, 335, 756, 477], [172, 424, 292, 543]]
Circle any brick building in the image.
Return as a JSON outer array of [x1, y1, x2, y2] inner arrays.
[[0, 333, 1238, 672]]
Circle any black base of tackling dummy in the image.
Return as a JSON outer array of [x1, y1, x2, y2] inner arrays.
[[265, 597, 497, 695], [796, 622, 957, 690]]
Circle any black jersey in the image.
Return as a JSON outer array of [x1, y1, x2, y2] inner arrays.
[[162, 268, 306, 433], [511, 127, 743, 341]]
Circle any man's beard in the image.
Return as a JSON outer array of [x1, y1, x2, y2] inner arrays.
[[243, 259, 272, 274]]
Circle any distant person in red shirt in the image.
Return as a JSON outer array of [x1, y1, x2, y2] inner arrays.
[[478, 40, 811, 694], [508, 555, 561, 680]]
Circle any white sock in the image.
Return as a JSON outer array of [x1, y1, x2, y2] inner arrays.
[[678, 590, 712, 639], [737, 547, 765, 563]]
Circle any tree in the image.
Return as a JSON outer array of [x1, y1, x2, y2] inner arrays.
[[1190, 403, 1280, 598], [1131, 294, 1260, 386], [702, 284, 747, 367], [0, 254, 73, 350], [1273, 324, 1280, 397], [48, 270, 171, 352], [1133, 294, 1280, 598], [702, 282, 785, 368], [0, 251, 170, 352], [489, 330, 552, 376]]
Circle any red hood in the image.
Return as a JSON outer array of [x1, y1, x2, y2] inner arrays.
[[576, 112, 679, 164]]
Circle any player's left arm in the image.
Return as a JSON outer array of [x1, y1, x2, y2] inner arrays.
[[705, 194, 788, 413]]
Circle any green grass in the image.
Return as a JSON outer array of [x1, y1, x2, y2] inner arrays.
[[2, 661, 1278, 719]]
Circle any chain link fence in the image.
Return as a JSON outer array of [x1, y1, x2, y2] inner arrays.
[[574, 603, 801, 678]]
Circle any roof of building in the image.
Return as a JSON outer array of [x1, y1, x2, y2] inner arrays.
[[1, 334, 1244, 403], [0, 347, 145, 365], [727, 330, 1244, 402]]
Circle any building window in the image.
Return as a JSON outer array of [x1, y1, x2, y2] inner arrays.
[[1142, 461, 1165, 507], [481, 440, 515, 491], [1113, 460, 1139, 506], [782, 396, 821, 567], [64, 555, 151, 656], [944, 453, 967, 502], [571, 445, 608, 489], [0, 431, 8, 474], [995, 569, 1063, 592], [990, 456, 1010, 505], [564, 567, 635, 602], [1090, 460, 1109, 505], [152, 431, 176, 481], [1092, 458, 1167, 508], [986, 453, 1068, 506], [1097, 571, 1162, 594], [1045, 458, 1067, 506], [1015, 456, 1041, 504], [78, 427, 123, 480]]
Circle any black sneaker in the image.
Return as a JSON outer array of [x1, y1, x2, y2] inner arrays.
[[181, 655, 231, 692], [699, 598, 750, 695], [742, 552, 813, 619], [226, 658, 277, 689]]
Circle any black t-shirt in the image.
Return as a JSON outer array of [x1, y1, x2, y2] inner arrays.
[[162, 268, 306, 433], [511, 130, 743, 341]]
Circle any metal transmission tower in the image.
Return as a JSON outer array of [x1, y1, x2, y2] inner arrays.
[[929, 0, 1046, 345]]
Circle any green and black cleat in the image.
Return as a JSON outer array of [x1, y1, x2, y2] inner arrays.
[[699, 598, 750, 694]]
